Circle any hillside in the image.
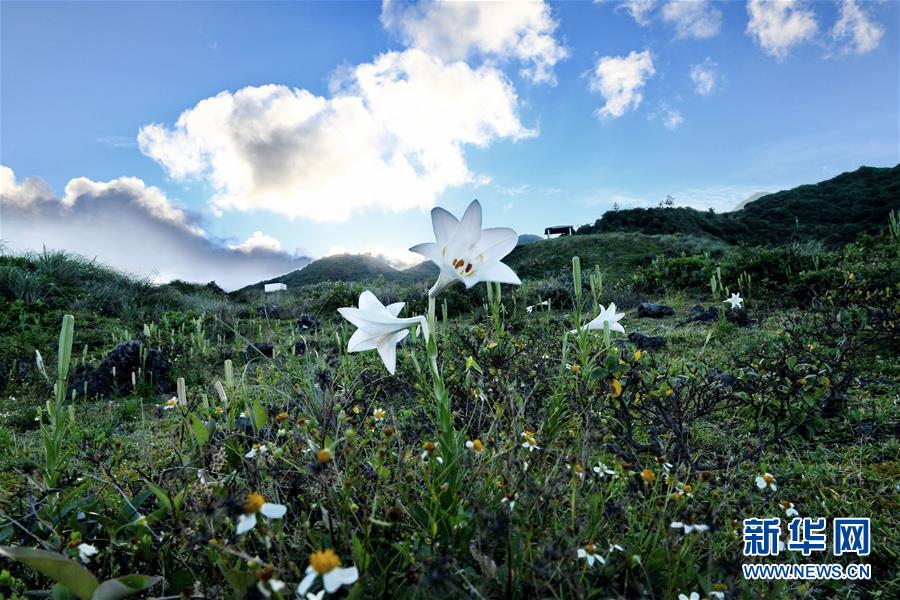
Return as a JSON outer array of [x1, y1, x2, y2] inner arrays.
[[247, 232, 730, 290], [579, 164, 900, 246], [246, 253, 407, 291]]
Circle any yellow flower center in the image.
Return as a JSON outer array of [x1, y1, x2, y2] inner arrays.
[[374, 409, 385, 419], [309, 549, 341, 575], [470, 439, 484, 452], [256, 565, 276, 581], [165, 398, 177, 407], [574, 464, 585, 474], [641, 469, 655, 484], [763, 474, 775, 484], [682, 484, 692, 494], [671, 492, 682, 501], [633, 350, 642, 361], [611, 379, 623, 397], [244, 492, 265, 514], [423, 441, 437, 452], [318, 449, 332, 464], [583, 543, 597, 554], [276, 412, 289, 422]]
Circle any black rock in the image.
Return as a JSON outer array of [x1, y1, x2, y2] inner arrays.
[[687, 305, 719, 323], [724, 308, 750, 326], [69, 340, 173, 400], [637, 303, 675, 318], [245, 342, 275, 358], [256, 304, 278, 318], [709, 367, 737, 389], [628, 332, 667, 350], [297, 314, 319, 331]]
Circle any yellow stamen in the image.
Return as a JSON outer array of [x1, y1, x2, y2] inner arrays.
[[309, 549, 341, 575], [243, 492, 265, 514], [641, 469, 655, 484]]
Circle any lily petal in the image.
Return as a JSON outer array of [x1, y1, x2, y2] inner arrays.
[[431, 206, 459, 245]]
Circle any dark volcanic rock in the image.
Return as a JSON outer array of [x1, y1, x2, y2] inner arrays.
[[245, 342, 275, 358], [69, 340, 173, 400], [637, 303, 675, 318], [256, 304, 278, 318], [628, 332, 667, 350], [687, 305, 719, 323], [724, 308, 751, 326], [297, 314, 319, 331]]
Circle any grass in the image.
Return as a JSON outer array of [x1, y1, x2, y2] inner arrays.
[[0, 230, 898, 599]]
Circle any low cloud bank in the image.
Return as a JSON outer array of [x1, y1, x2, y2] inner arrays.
[[1, 166, 308, 291]]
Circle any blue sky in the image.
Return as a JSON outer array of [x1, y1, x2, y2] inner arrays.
[[2, 1, 898, 286]]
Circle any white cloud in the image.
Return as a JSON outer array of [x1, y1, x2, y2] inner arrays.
[[831, 0, 884, 55], [649, 102, 684, 130], [613, 0, 658, 26], [0, 166, 307, 290], [690, 57, 719, 95], [139, 49, 534, 223], [661, 0, 722, 39], [589, 50, 655, 118], [746, 0, 818, 60], [60, 175, 205, 237], [230, 231, 283, 254], [661, 105, 684, 130], [380, 0, 568, 84], [0, 165, 55, 207]]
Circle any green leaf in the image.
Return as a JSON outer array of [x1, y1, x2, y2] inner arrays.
[[91, 575, 160, 600], [250, 399, 267, 431], [190, 414, 209, 446], [143, 481, 172, 512], [0, 546, 99, 600]]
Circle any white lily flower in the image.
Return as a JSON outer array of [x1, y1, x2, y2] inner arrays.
[[297, 549, 359, 596], [671, 521, 710, 534], [77, 542, 99, 563], [678, 593, 700, 600], [236, 492, 286, 535], [577, 544, 605, 567], [710, 592, 725, 600], [609, 543, 624, 552], [755, 472, 777, 491], [571, 303, 626, 335], [305, 591, 326, 600], [338, 291, 428, 375], [724, 293, 743, 309], [163, 397, 177, 410], [410, 199, 521, 297]]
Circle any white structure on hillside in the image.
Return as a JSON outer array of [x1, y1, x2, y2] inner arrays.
[[264, 282, 287, 292]]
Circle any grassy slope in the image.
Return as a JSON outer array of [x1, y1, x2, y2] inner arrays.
[[582, 164, 900, 246]]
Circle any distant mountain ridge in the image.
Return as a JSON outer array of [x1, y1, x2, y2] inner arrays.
[[579, 165, 900, 246], [245, 166, 899, 291]]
